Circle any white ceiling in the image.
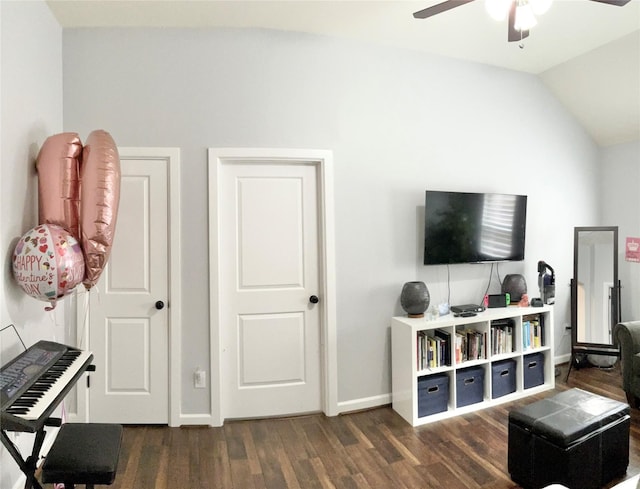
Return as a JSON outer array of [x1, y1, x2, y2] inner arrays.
[[46, 0, 640, 146]]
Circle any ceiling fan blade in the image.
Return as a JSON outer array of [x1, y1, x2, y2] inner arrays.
[[413, 0, 476, 19], [588, 0, 631, 5], [507, 1, 529, 43]]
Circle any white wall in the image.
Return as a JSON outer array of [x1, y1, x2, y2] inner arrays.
[[61, 27, 602, 415], [601, 141, 640, 321], [0, 2, 65, 487]]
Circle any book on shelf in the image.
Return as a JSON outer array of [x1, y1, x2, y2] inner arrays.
[[491, 318, 515, 355], [455, 332, 464, 363], [456, 327, 487, 362], [416, 329, 451, 370], [434, 329, 452, 366], [522, 314, 545, 350]]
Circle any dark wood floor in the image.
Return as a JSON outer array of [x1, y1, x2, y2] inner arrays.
[[43, 363, 640, 489]]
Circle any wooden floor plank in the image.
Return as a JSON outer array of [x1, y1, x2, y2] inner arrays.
[[39, 363, 640, 488]]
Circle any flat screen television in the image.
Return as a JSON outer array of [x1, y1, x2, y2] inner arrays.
[[423, 190, 527, 265]]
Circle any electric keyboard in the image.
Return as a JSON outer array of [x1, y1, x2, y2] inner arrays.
[[0, 340, 93, 432]]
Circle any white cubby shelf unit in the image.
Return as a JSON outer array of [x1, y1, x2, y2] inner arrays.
[[391, 305, 554, 426]]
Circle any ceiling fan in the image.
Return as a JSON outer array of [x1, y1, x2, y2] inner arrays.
[[413, 0, 632, 43]]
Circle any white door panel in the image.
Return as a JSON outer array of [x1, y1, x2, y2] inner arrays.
[[238, 177, 304, 287], [106, 318, 150, 391], [220, 161, 321, 419], [239, 313, 305, 385], [108, 176, 148, 290], [89, 156, 169, 424]]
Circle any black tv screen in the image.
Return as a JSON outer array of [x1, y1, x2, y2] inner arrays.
[[423, 190, 527, 265]]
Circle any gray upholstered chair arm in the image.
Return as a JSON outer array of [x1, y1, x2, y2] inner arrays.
[[613, 321, 640, 392]]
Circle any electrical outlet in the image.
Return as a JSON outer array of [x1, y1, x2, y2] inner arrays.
[[194, 369, 206, 389]]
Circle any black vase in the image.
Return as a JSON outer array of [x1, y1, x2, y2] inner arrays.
[[400, 281, 430, 318]]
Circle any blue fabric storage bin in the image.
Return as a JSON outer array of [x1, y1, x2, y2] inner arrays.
[[417, 373, 449, 417], [524, 352, 545, 389], [456, 365, 485, 407], [491, 358, 517, 399]]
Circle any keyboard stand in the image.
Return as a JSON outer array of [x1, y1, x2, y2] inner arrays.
[[0, 417, 60, 489], [0, 341, 94, 488]]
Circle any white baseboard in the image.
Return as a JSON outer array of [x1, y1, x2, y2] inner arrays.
[[11, 476, 24, 489], [178, 396, 395, 425], [178, 413, 214, 426], [336, 393, 391, 414], [555, 353, 571, 365]]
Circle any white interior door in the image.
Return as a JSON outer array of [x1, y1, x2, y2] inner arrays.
[[88, 153, 169, 423], [219, 159, 322, 419]]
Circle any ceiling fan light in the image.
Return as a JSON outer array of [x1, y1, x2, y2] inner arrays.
[[485, 0, 512, 21], [514, 3, 537, 31], [529, 0, 552, 15]]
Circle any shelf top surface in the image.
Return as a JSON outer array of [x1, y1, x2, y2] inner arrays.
[[393, 305, 552, 328]]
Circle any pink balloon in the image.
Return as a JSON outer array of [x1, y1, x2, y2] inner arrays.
[[12, 224, 85, 310], [36, 133, 83, 240], [80, 130, 121, 290]]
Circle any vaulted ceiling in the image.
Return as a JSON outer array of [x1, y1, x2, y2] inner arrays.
[[47, 0, 640, 147]]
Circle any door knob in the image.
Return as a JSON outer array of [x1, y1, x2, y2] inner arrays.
[[309, 295, 319, 304], [155, 300, 165, 310]]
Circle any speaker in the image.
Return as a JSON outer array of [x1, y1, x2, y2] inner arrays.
[[502, 274, 527, 302], [488, 294, 508, 308]]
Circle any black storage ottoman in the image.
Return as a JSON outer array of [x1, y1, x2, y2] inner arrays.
[[418, 373, 449, 417], [523, 352, 544, 389], [456, 365, 484, 408], [491, 358, 516, 399], [508, 388, 630, 489]]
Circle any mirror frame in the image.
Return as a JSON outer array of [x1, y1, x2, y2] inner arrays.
[[570, 226, 621, 358]]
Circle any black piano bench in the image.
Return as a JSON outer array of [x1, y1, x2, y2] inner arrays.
[[41, 423, 123, 489]]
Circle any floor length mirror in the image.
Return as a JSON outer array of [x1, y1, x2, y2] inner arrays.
[[569, 226, 621, 373]]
